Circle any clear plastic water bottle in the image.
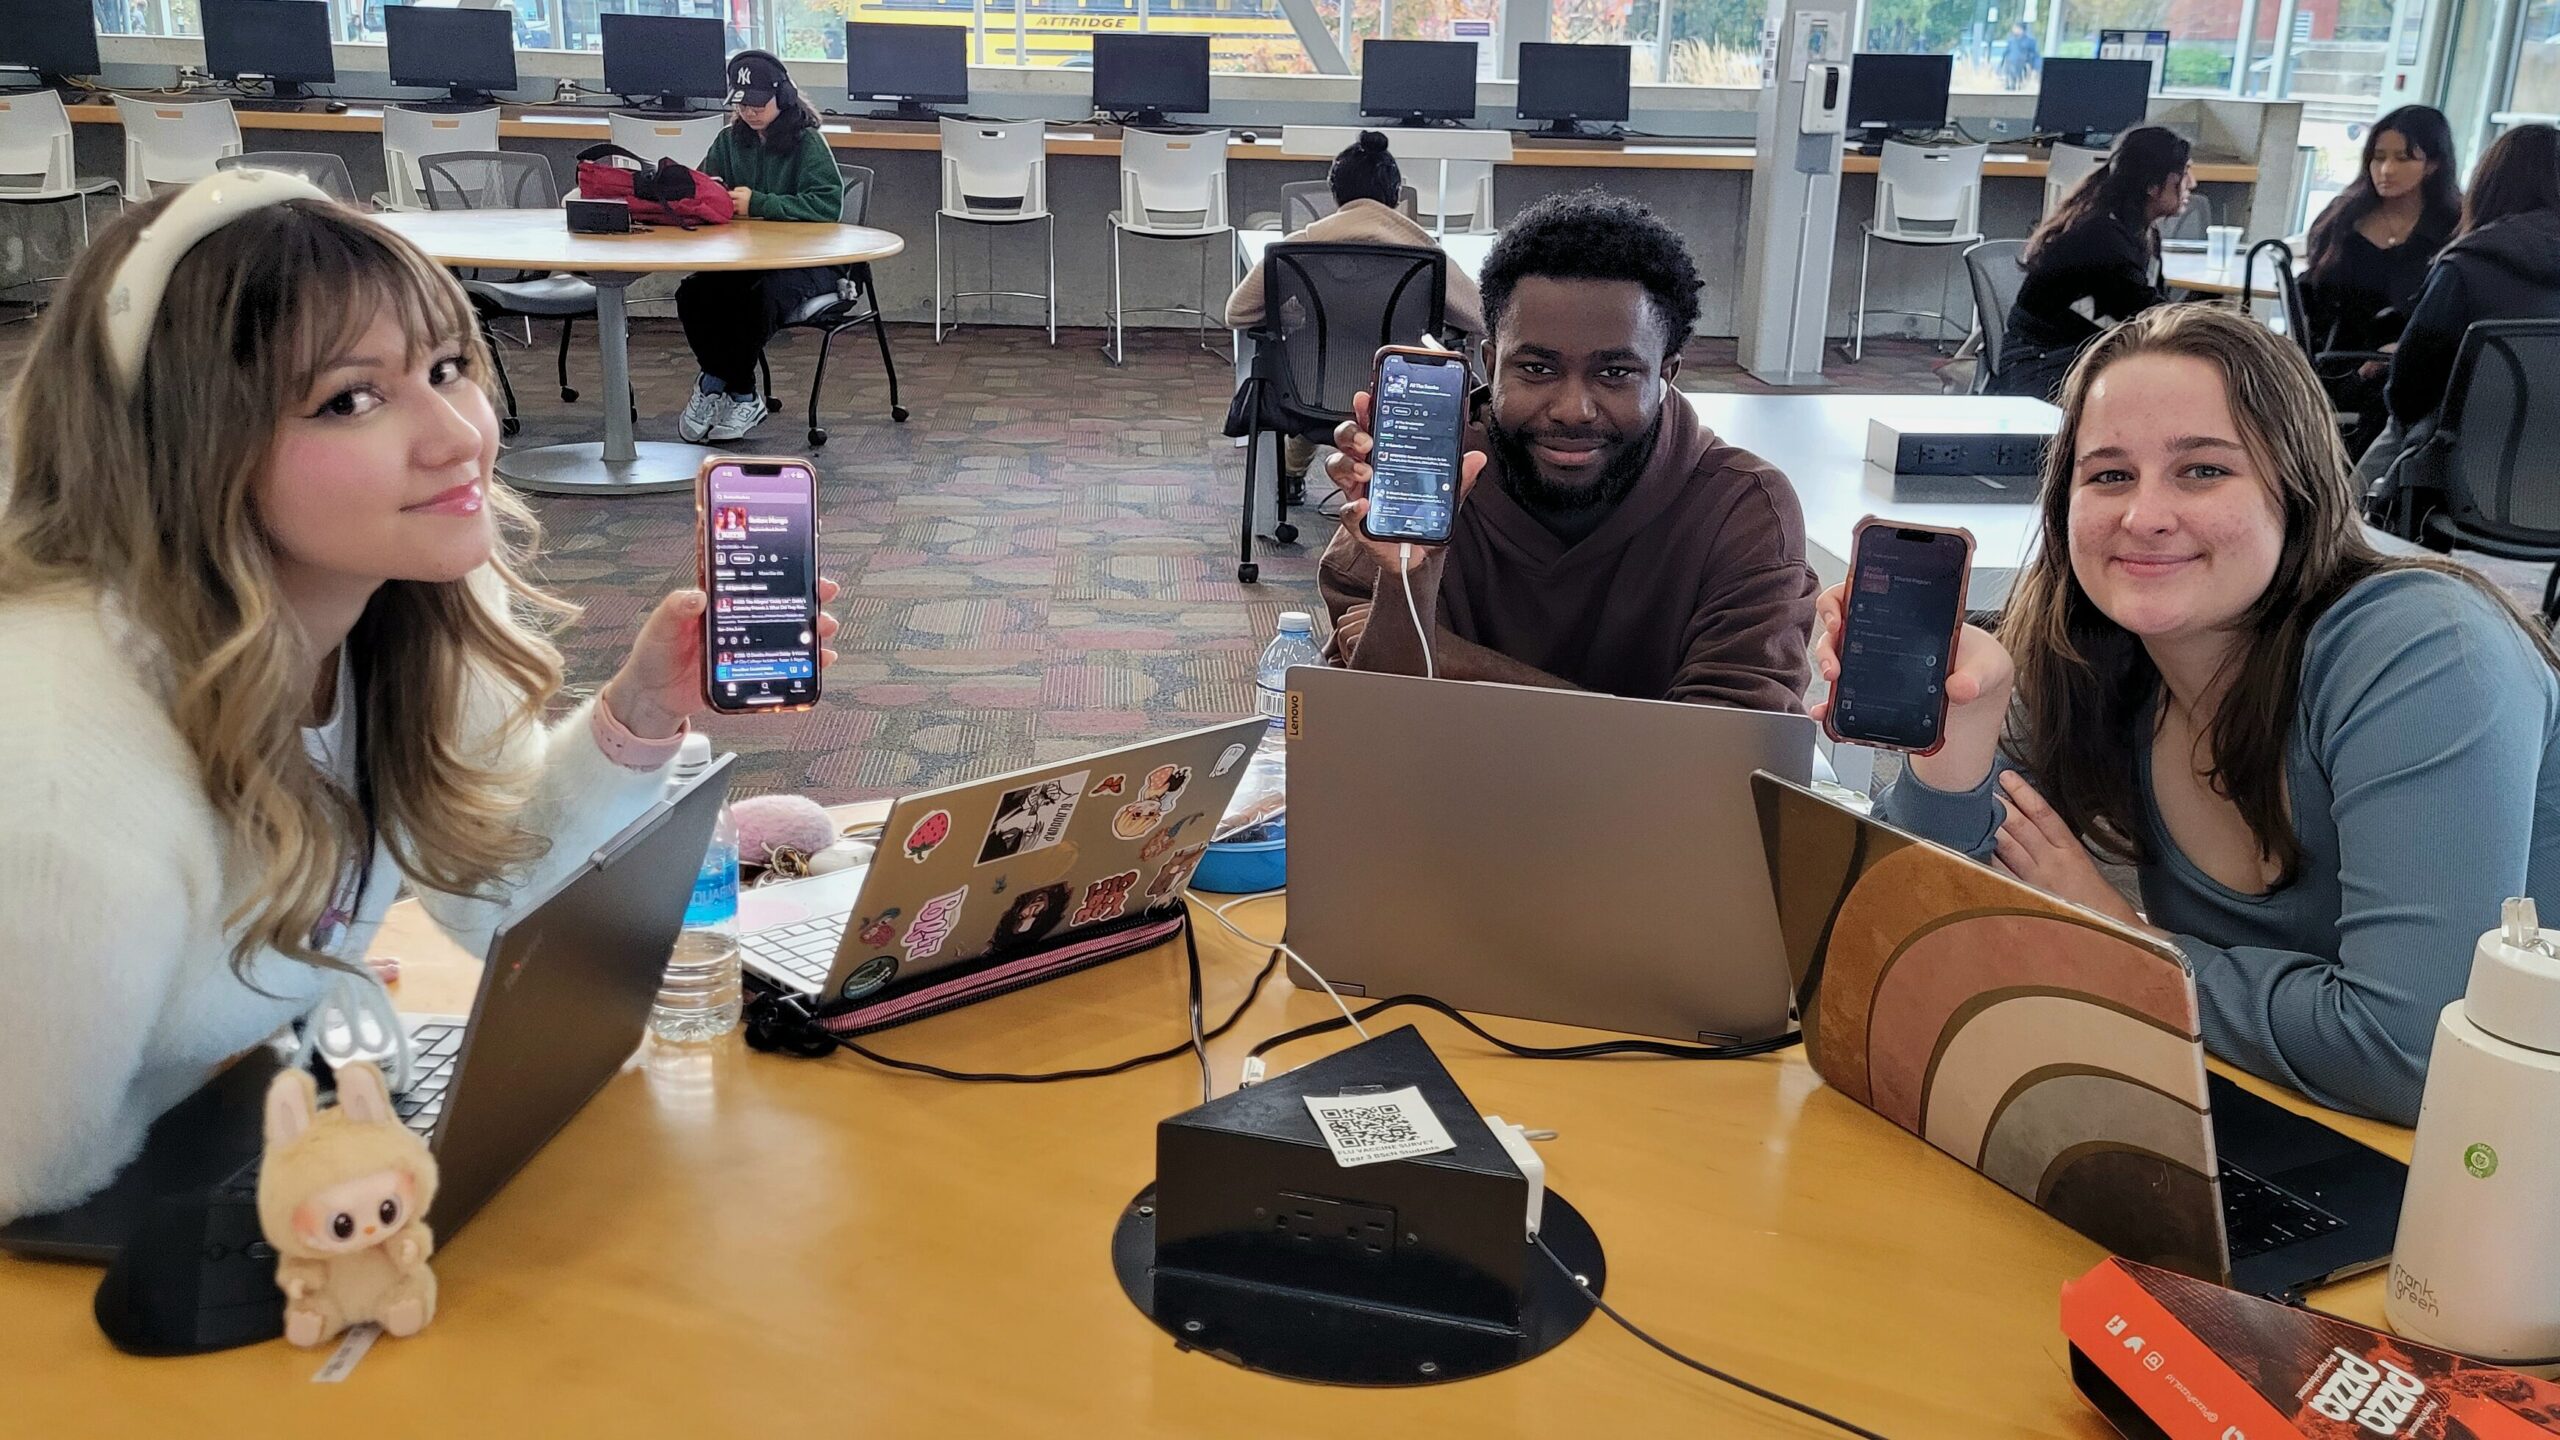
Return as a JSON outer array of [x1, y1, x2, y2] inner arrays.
[[654, 733, 741, 1043], [1256, 611, 1321, 754]]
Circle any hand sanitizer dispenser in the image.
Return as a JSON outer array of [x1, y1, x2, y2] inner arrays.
[[2386, 897, 2560, 1372]]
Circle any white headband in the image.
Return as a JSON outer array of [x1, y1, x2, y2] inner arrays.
[[102, 169, 335, 387]]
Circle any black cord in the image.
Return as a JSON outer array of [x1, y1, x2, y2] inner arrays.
[[1246, 994, 1801, 1068], [1185, 914, 1211, 1105], [1535, 1236, 1892, 1440]]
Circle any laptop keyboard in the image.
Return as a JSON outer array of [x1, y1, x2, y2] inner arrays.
[[390, 1022, 465, 1140], [742, 918, 840, 992], [2220, 1161, 2348, 1260]]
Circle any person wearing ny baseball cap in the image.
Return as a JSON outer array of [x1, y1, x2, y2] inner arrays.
[[674, 50, 848, 444]]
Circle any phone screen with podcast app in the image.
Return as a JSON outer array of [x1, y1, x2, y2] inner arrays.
[[703, 463, 819, 711], [1832, 527, 1967, 751], [1362, 351, 1467, 544]]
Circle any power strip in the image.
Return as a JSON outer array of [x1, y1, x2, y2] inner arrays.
[[1866, 418, 2053, 477]]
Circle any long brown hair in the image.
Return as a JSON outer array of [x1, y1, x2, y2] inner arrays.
[[0, 192, 573, 977], [2024, 125, 2191, 265], [2304, 105, 2462, 282], [2457, 122, 2560, 238], [1997, 303, 2560, 880]]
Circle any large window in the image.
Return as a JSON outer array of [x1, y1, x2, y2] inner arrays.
[[1550, 0, 1758, 85], [2517, 0, 2560, 115]]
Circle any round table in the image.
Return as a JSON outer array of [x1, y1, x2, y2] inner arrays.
[[369, 210, 906, 495], [2161, 247, 2283, 299]]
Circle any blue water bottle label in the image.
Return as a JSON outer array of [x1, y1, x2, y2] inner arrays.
[[684, 856, 739, 927]]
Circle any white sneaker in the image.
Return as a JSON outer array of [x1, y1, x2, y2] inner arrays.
[[679, 388, 730, 443], [707, 394, 768, 443]]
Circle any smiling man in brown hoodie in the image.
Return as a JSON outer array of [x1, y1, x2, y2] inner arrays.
[[1319, 190, 1818, 713]]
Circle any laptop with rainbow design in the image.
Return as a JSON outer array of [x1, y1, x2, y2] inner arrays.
[[1750, 771, 2406, 1301]]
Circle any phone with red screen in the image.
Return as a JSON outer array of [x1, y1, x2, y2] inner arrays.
[[697, 458, 822, 715], [1824, 518, 1973, 755]]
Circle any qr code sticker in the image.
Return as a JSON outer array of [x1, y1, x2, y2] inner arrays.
[[1304, 1087, 1457, 1168]]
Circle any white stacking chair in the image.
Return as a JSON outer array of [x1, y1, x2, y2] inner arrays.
[[608, 111, 727, 170], [377, 105, 500, 211], [0, 91, 118, 275], [935, 118, 1054, 345], [110, 96, 241, 204], [1850, 141, 1987, 361], [1410, 159, 1494, 235], [2042, 142, 2106, 216], [1107, 127, 1234, 365]]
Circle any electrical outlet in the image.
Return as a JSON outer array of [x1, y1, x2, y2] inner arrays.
[[1989, 438, 2047, 472], [1272, 1193, 1398, 1261], [1915, 441, 1968, 469]]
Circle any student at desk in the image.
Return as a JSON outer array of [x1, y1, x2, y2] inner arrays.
[[1990, 126, 2193, 402], [2295, 106, 2462, 459], [1818, 304, 2560, 1126], [1317, 190, 1817, 713], [0, 179, 842, 1223], [674, 50, 848, 445]]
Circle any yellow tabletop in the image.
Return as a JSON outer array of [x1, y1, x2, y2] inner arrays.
[[362, 208, 904, 274], [0, 801, 2404, 1434]]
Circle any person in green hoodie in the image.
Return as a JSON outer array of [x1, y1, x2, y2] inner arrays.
[[675, 51, 847, 443]]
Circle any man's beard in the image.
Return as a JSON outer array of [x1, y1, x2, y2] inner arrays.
[[1489, 407, 1664, 515]]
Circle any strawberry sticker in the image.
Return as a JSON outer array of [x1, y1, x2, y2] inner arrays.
[[904, 810, 951, 862]]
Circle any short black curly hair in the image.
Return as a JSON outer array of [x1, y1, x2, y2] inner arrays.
[[1478, 190, 1701, 360]]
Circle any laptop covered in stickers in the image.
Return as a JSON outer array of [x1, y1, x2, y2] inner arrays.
[[735, 717, 1269, 1026]]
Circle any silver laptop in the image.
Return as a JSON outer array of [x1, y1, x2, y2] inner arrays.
[[736, 719, 1271, 1007], [1284, 668, 1815, 1043]]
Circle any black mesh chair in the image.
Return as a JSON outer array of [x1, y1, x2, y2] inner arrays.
[[2246, 238, 2394, 438], [1277, 180, 1420, 233], [217, 151, 360, 204], [1960, 238, 2025, 394], [1222, 241, 1448, 584], [2380, 319, 2560, 621], [753, 165, 907, 447], [418, 151, 597, 438]]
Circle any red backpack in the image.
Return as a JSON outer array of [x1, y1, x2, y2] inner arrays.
[[573, 144, 736, 229]]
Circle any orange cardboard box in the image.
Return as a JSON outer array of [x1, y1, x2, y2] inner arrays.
[[2062, 1259, 2560, 1439]]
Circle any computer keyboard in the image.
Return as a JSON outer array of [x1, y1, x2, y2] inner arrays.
[[390, 1021, 465, 1139], [742, 918, 843, 992], [2220, 1161, 2348, 1260]]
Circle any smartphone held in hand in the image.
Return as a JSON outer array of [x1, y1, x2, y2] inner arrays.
[[1825, 519, 1973, 755], [1358, 346, 1471, 547], [697, 458, 822, 715]]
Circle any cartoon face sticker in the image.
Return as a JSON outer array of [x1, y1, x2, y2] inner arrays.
[[1113, 800, 1166, 841], [902, 887, 968, 961], [1144, 843, 1210, 909], [1089, 774, 1127, 798], [903, 810, 951, 863], [854, 907, 903, 950], [1140, 764, 1193, 806], [839, 955, 899, 1001], [1210, 742, 1249, 778], [977, 772, 1089, 866], [1070, 870, 1141, 927], [988, 882, 1071, 953]]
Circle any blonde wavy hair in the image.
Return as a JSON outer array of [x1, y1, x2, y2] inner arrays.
[[0, 191, 574, 978]]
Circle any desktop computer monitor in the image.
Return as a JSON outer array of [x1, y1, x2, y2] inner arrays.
[[845, 22, 968, 121], [384, 6, 518, 105], [203, 0, 336, 99], [1516, 42, 1631, 136], [1360, 40, 1478, 126], [601, 14, 728, 113], [1845, 53, 1951, 146], [1092, 34, 1210, 127], [2034, 57, 2153, 144], [4, 0, 103, 81]]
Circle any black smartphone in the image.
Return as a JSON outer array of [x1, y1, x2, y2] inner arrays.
[[697, 458, 822, 715], [1824, 519, 1974, 755], [1358, 346, 1471, 546]]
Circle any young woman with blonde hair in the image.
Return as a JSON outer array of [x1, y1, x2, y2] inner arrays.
[[0, 172, 837, 1221], [1816, 303, 2560, 1125]]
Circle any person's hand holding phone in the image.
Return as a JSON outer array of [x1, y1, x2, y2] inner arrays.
[[1811, 579, 2014, 791], [1326, 390, 1486, 578], [602, 578, 843, 740]]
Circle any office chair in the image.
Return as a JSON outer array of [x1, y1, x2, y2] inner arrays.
[[417, 151, 599, 438], [754, 165, 908, 446], [2376, 319, 2560, 624]]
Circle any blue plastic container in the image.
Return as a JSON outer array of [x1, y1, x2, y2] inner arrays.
[[1193, 832, 1286, 894]]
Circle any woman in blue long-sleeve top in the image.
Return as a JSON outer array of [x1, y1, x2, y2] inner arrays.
[[1811, 303, 2560, 1127]]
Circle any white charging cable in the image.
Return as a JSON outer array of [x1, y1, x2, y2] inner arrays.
[[1197, 890, 1370, 1087], [1398, 542, 1435, 681]]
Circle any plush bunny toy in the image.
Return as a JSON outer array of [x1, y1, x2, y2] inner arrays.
[[255, 1062, 440, 1347]]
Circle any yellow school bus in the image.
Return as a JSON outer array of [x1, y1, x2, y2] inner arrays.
[[847, 0, 1307, 72]]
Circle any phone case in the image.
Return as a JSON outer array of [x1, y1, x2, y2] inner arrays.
[[1822, 517, 1974, 757], [697, 456, 823, 716], [1357, 345, 1472, 548]]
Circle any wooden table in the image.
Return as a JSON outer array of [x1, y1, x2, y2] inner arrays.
[[366, 209, 903, 495], [63, 103, 2262, 183], [0, 798, 2410, 1435]]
